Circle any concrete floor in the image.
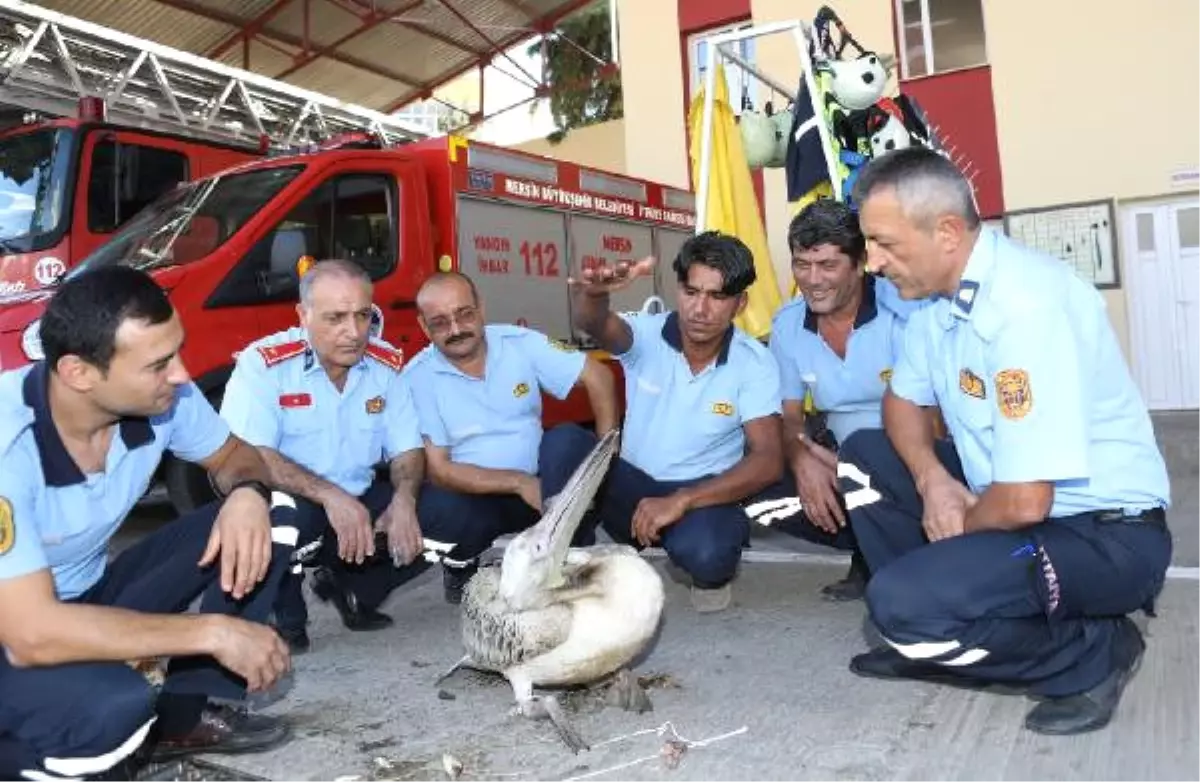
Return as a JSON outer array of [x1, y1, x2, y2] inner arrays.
[[219, 564, 1199, 782], [123, 411, 1199, 780]]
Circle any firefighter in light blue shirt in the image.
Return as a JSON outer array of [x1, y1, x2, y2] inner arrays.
[[221, 260, 432, 652], [0, 268, 295, 778], [755, 199, 928, 601], [838, 147, 1171, 737], [549, 231, 784, 614], [404, 271, 619, 604]]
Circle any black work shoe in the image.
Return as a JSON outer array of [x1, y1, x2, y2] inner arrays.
[[277, 625, 311, 654], [310, 567, 393, 631], [1024, 617, 1146, 735], [850, 647, 990, 688], [443, 563, 479, 605], [821, 553, 867, 602], [149, 705, 291, 761]]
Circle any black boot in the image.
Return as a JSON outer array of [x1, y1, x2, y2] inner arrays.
[[1024, 616, 1146, 735], [820, 550, 868, 601], [310, 566, 393, 631], [443, 562, 479, 605]]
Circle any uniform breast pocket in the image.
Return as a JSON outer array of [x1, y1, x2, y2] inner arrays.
[[279, 407, 324, 450], [500, 377, 540, 417], [698, 399, 741, 440], [354, 420, 388, 467]]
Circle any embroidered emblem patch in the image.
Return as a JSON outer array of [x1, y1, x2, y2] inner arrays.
[[994, 368, 1032, 419], [879, 368, 893, 385], [959, 368, 986, 399], [711, 401, 734, 416], [365, 396, 385, 414], [513, 382, 531, 398], [279, 392, 313, 408], [0, 497, 13, 556]]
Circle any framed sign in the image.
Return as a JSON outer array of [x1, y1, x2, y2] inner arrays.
[[1003, 199, 1120, 289]]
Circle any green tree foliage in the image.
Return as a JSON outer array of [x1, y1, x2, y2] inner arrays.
[[528, 0, 622, 144]]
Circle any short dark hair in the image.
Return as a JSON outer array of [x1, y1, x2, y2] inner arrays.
[[672, 231, 757, 296], [787, 199, 865, 262], [851, 147, 981, 230], [40, 267, 175, 372]]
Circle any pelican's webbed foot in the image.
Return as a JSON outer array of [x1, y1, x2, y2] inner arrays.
[[604, 668, 653, 713], [515, 695, 590, 754]]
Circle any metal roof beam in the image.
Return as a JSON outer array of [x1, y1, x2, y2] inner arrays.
[[273, 0, 423, 80], [429, 0, 541, 89], [205, 0, 297, 59], [150, 0, 423, 90], [327, 0, 485, 58], [379, 0, 602, 113]]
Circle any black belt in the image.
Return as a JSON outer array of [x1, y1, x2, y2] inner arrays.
[[1093, 507, 1166, 527]]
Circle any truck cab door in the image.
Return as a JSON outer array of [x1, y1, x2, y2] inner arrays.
[[72, 129, 191, 260], [207, 157, 429, 355]]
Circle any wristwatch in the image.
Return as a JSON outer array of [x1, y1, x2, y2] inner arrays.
[[228, 479, 272, 503]]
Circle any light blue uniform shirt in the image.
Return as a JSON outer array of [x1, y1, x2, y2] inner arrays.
[[403, 324, 586, 474], [220, 327, 422, 498], [770, 274, 925, 444], [616, 311, 782, 482], [0, 364, 230, 599], [891, 227, 1170, 517]]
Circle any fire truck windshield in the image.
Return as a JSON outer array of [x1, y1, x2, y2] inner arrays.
[[70, 164, 303, 277], [0, 128, 74, 254]]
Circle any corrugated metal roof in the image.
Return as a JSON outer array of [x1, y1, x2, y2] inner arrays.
[[26, 0, 603, 114]]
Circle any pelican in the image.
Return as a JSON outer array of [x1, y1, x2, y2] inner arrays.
[[445, 429, 666, 753]]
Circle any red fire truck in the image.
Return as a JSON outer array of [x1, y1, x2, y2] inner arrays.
[[0, 133, 696, 512], [0, 0, 427, 296]]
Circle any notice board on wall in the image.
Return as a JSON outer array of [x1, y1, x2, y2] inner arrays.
[[1002, 199, 1120, 289]]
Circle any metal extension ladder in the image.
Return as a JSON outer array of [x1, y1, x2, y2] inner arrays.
[[0, 0, 429, 149]]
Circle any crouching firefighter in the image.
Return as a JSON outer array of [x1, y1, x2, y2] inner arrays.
[[0, 268, 296, 779], [839, 148, 1171, 736]]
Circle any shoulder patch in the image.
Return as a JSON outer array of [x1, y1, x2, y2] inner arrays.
[[257, 340, 308, 368], [994, 368, 1032, 419], [365, 342, 405, 371], [0, 497, 14, 556]]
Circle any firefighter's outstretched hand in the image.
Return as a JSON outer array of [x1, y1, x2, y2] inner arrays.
[[569, 256, 656, 296]]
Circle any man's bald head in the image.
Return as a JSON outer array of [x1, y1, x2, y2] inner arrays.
[[415, 271, 478, 313], [415, 271, 486, 363]]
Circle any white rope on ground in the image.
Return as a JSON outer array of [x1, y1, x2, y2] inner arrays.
[[561, 722, 749, 781]]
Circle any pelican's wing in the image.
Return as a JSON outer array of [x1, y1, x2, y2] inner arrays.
[[545, 428, 620, 569]]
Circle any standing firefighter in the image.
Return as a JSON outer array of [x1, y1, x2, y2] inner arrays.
[[840, 147, 1171, 735]]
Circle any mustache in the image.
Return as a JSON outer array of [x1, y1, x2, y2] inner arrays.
[[446, 331, 476, 345]]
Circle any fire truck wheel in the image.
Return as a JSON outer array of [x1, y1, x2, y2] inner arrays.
[[164, 455, 219, 514]]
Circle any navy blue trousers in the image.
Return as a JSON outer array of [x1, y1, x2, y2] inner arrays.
[[744, 470, 858, 552], [539, 424, 751, 588], [274, 467, 557, 627], [0, 501, 296, 779], [840, 428, 1173, 696]]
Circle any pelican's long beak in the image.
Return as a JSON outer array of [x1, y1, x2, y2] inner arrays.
[[536, 429, 621, 573]]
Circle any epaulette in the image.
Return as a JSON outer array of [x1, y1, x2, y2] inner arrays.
[[257, 339, 308, 368], [365, 341, 404, 371]]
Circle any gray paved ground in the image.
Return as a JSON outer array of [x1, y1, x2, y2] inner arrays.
[[121, 411, 1199, 780], [211, 565, 1199, 782]]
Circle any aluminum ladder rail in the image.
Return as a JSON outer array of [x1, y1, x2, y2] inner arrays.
[[0, 0, 430, 149]]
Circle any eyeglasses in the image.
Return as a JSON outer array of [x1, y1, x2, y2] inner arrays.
[[423, 305, 479, 334]]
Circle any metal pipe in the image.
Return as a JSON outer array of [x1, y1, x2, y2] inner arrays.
[[718, 46, 791, 101], [609, 0, 619, 67], [694, 39, 718, 235]]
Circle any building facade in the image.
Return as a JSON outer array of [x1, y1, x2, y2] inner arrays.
[[514, 0, 1199, 410]]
